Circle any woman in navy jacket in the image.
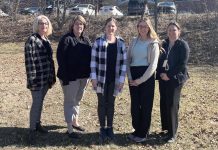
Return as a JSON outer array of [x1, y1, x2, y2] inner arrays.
[[57, 15, 92, 139], [157, 22, 190, 143]]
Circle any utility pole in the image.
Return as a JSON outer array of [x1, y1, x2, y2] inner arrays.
[[173, 0, 177, 21], [141, 0, 148, 19], [95, 0, 99, 16], [154, 0, 158, 32]]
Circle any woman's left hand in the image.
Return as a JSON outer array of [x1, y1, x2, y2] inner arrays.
[[129, 79, 140, 86]]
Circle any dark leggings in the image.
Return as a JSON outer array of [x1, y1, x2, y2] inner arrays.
[[97, 82, 115, 127]]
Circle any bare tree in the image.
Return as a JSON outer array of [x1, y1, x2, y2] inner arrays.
[[55, 0, 72, 30], [94, 0, 102, 16], [11, 0, 20, 21]]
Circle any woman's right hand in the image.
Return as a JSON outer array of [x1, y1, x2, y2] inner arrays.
[[160, 73, 170, 81], [91, 79, 97, 90]]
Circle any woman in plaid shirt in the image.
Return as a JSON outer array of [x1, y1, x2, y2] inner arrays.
[[24, 15, 56, 144], [90, 17, 127, 142]]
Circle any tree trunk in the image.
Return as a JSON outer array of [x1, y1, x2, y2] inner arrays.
[[12, 0, 20, 21]]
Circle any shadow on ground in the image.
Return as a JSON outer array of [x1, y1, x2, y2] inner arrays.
[[0, 126, 167, 148]]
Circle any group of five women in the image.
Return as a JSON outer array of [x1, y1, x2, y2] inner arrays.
[[24, 14, 190, 144]]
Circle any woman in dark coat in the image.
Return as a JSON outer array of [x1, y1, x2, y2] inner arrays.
[[57, 15, 92, 139], [157, 22, 190, 143]]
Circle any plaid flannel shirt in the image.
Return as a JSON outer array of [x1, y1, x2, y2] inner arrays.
[[24, 33, 56, 90], [90, 35, 127, 96]]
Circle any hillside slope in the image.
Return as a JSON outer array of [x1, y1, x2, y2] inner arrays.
[[0, 13, 217, 64]]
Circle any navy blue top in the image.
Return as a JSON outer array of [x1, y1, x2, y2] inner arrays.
[[157, 38, 190, 85]]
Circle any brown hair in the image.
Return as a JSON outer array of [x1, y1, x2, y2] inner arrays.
[[103, 17, 118, 31], [167, 21, 181, 30], [68, 15, 87, 33]]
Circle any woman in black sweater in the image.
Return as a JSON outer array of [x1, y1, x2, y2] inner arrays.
[[57, 15, 92, 139], [157, 22, 190, 143]]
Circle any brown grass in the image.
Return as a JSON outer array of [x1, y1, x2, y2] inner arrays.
[[0, 42, 217, 149]]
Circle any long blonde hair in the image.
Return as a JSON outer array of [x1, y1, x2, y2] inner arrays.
[[137, 17, 159, 41], [137, 17, 163, 52]]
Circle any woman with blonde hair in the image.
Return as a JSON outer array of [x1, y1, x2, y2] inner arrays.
[[24, 15, 56, 143], [57, 15, 92, 139], [127, 17, 160, 143]]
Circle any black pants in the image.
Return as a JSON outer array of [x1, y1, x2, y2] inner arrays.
[[97, 82, 115, 127], [159, 79, 183, 138], [129, 66, 155, 138]]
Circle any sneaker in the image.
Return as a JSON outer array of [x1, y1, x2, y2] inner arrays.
[[167, 137, 175, 143], [160, 131, 169, 140], [72, 125, 85, 132], [133, 136, 146, 143], [159, 130, 168, 136], [36, 122, 48, 133], [106, 127, 114, 140], [127, 134, 135, 141]]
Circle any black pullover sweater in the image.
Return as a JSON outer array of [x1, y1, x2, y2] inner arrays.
[[57, 32, 92, 83]]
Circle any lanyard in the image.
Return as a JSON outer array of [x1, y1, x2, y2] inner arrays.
[[166, 45, 173, 60], [163, 44, 173, 71]]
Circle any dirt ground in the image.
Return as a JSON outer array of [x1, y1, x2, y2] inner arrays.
[[0, 42, 217, 149]]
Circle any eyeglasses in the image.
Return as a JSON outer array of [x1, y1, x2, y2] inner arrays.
[[38, 22, 49, 26]]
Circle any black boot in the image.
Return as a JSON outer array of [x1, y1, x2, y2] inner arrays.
[[107, 127, 114, 140], [99, 127, 107, 143], [27, 130, 36, 145], [36, 122, 48, 133]]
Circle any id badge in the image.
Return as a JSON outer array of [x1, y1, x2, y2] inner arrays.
[[162, 60, 168, 67]]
